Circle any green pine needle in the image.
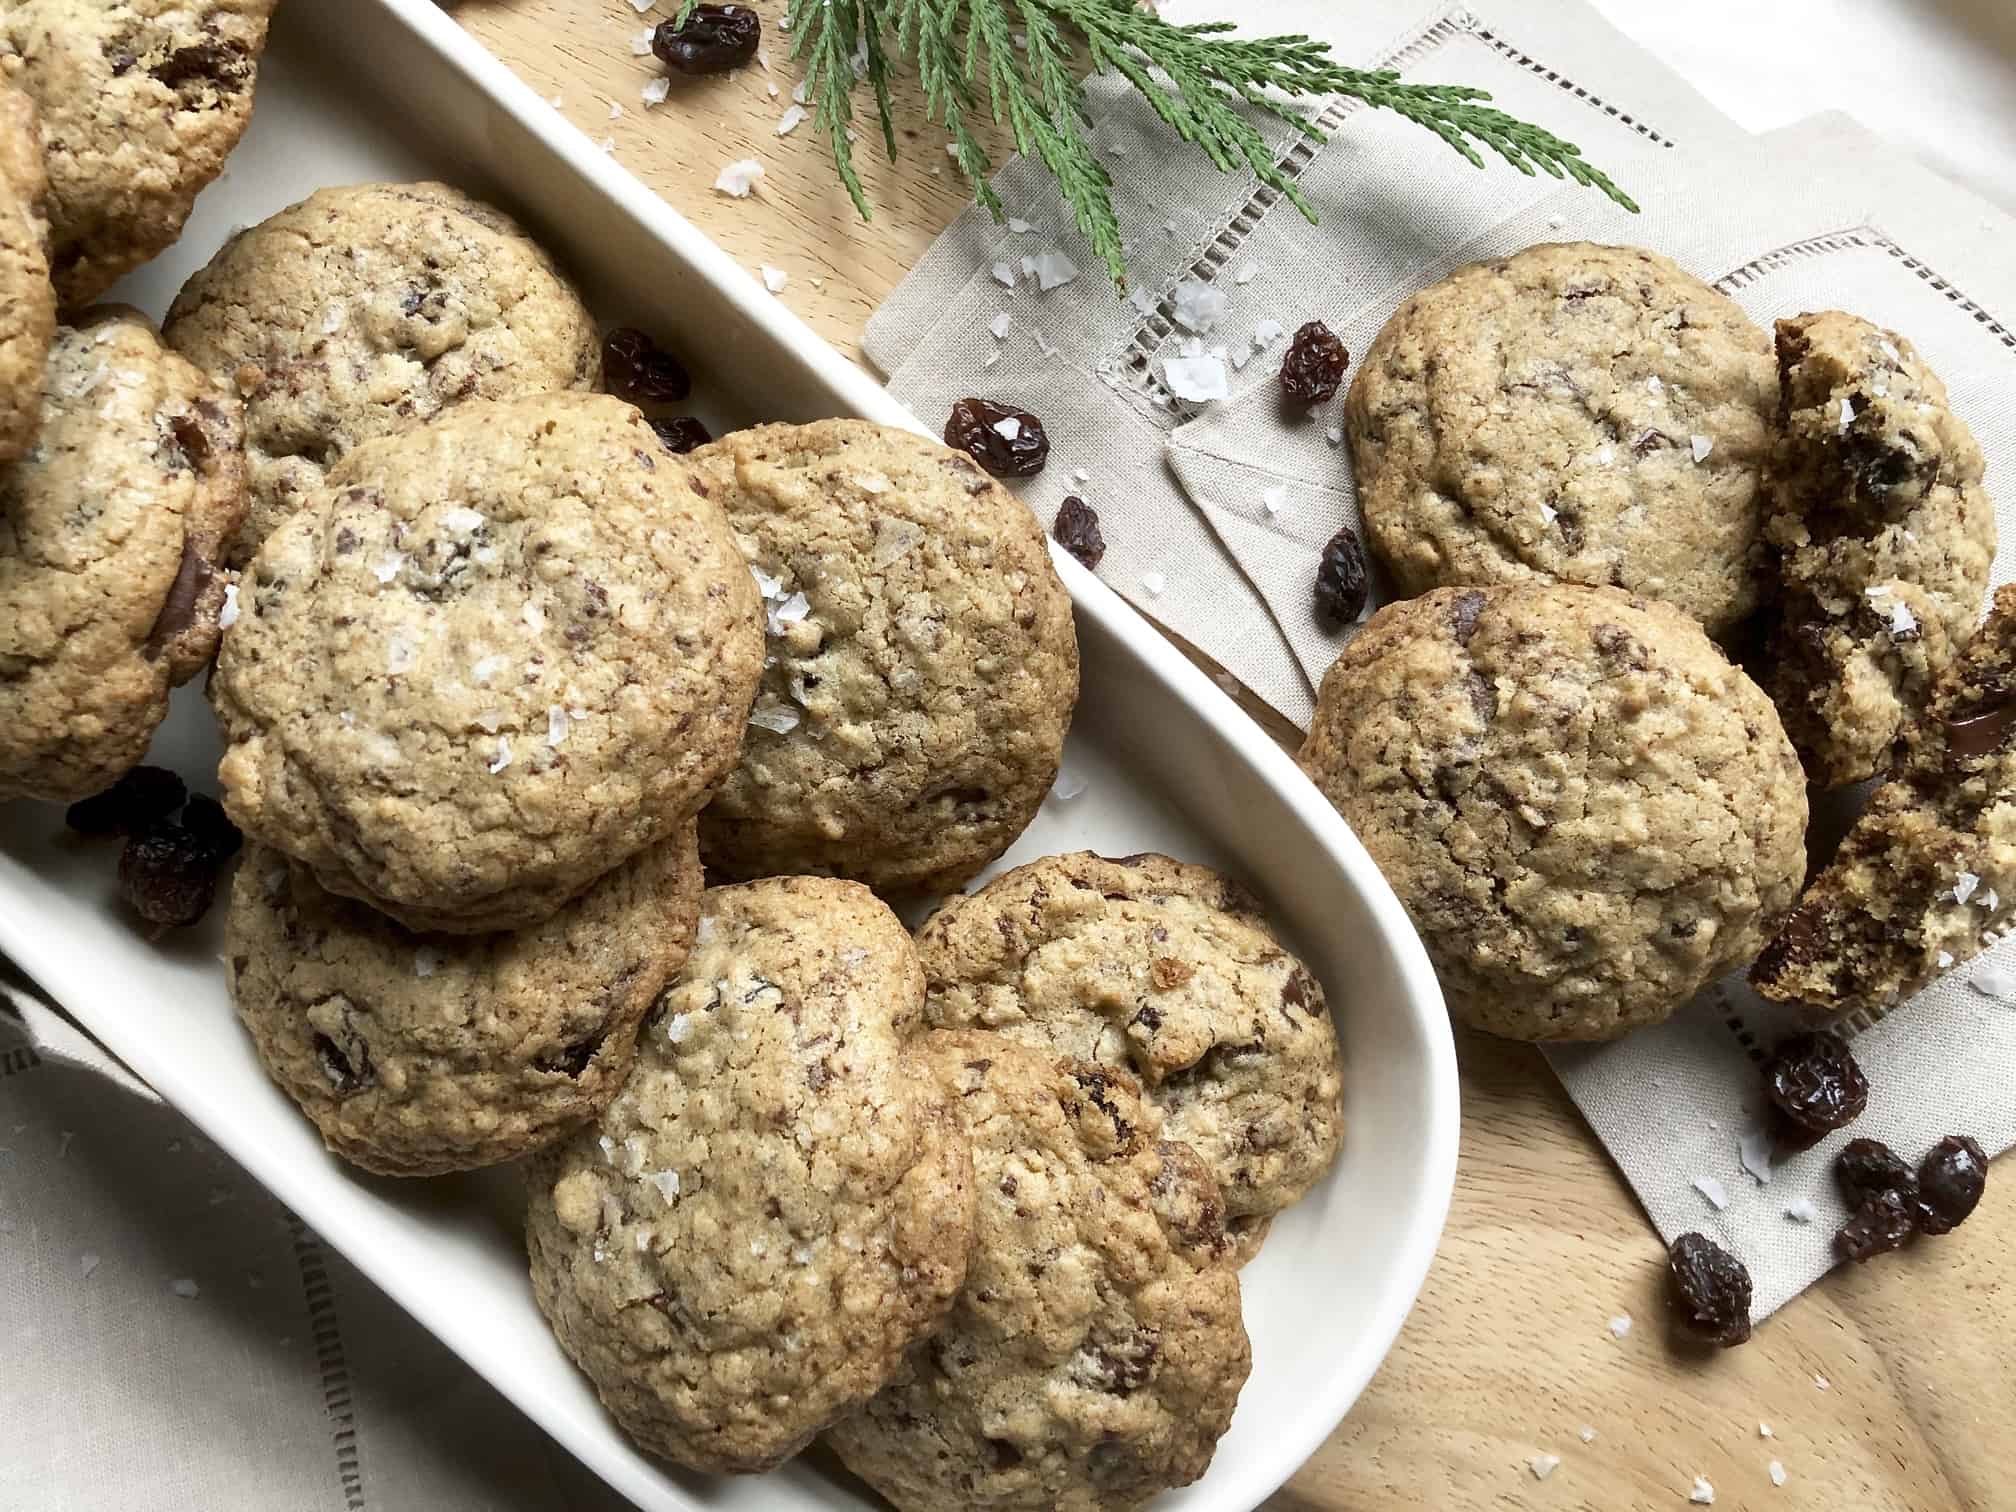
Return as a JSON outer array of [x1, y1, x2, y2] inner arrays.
[[681, 0, 1637, 284]]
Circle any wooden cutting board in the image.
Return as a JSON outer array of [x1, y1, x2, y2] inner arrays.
[[448, 5, 2009, 1505]]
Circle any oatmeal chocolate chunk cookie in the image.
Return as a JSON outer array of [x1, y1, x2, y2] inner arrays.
[[1, 0, 277, 306], [1761, 311, 1996, 788], [526, 877, 973, 1474], [165, 182, 602, 565], [1753, 583, 2016, 1015], [918, 851, 1342, 1254], [0, 310, 245, 801], [211, 393, 762, 934], [228, 823, 702, 1176], [1298, 583, 1808, 1041], [689, 420, 1078, 895], [0, 82, 51, 463], [825, 1029, 1249, 1512], [1349, 242, 1775, 636]]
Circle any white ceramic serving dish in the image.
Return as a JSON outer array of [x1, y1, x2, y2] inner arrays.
[[0, 1, 1459, 1506]]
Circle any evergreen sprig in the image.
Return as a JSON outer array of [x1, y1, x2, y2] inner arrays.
[[683, 0, 1638, 283]]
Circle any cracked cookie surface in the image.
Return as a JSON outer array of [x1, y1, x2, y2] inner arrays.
[[1299, 582, 1808, 1041], [688, 420, 1078, 896], [0, 309, 245, 801], [526, 876, 974, 1474], [1761, 310, 1996, 789], [918, 851, 1342, 1256], [227, 822, 702, 1176], [0, 82, 51, 463], [1348, 242, 1775, 636], [1754, 584, 2016, 1015], [165, 181, 602, 565], [211, 392, 762, 934], [824, 1028, 1249, 1512], [1, 0, 277, 306]]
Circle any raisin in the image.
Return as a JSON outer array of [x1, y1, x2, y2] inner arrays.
[[944, 397, 1048, 478], [652, 4, 761, 74], [1835, 1189, 1917, 1264], [1052, 495, 1105, 569], [181, 794, 243, 862], [1914, 1134, 1988, 1235], [1835, 1137, 1917, 1209], [1279, 320, 1349, 405], [1762, 1032, 1868, 1150], [1313, 526, 1368, 629], [313, 1032, 372, 1095], [648, 416, 713, 454], [117, 822, 224, 927], [66, 766, 186, 836], [601, 327, 691, 403], [1666, 1231, 1752, 1347]]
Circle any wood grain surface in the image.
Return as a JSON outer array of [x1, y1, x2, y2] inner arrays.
[[450, 4, 2009, 1506]]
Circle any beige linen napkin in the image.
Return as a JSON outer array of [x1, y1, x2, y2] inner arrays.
[[863, 0, 1744, 719]]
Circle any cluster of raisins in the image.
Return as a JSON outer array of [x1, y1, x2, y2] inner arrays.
[[68, 766, 242, 928], [1833, 1133, 1988, 1263]]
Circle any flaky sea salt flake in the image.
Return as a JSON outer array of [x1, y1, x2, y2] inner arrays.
[[1050, 768, 1087, 801], [218, 584, 240, 629], [1969, 965, 2016, 998], [1326, 425, 1343, 447], [1579, 1425, 1597, 1443], [386, 635, 417, 676], [1170, 278, 1228, 333], [1235, 262, 1259, 285], [372, 551, 405, 584], [761, 265, 788, 293], [1693, 1175, 1729, 1210], [1008, 216, 1034, 234], [1739, 1127, 1775, 1185], [1690, 1477, 1715, 1505], [1163, 354, 1229, 403], [1032, 252, 1080, 291], [547, 706, 571, 747], [749, 702, 801, 734], [1954, 871, 1980, 905], [713, 158, 765, 197], [992, 416, 1023, 443], [989, 312, 1012, 340], [1814, 1374, 1830, 1390], [1529, 1454, 1560, 1481], [1128, 286, 1155, 316], [776, 104, 808, 136], [1540, 503, 1559, 524], [1936, 949, 1955, 969], [1770, 1461, 1787, 1487], [1251, 317, 1286, 349], [170, 1278, 200, 1300], [1607, 1313, 1632, 1339], [1784, 1199, 1816, 1224], [1140, 571, 1167, 597], [488, 738, 512, 774], [1262, 485, 1286, 516], [991, 261, 1017, 289], [1690, 434, 1713, 463], [646, 1170, 680, 1201], [80, 1251, 100, 1279], [414, 946, 444, 978]]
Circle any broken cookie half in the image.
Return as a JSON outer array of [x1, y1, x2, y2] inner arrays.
[[1752, 583, 2016, 1016]]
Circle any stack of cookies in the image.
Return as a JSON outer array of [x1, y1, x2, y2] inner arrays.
[[1306, 240, 2002, 1041], [0, 0, 280, 803]]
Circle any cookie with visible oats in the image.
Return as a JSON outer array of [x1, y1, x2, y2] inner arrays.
[[526, 876, 974, 1474], [0, 310, 245, 802], [0, 81, 52, 463], [1298, 582, 1808, 1041], [1760, 311, 1997, 789], [211, 393, 762, 934], [917, 851, 1343, 1257], [1348, 242, 1775, 636], [687, 420, 1078, 896], [226, 822, 702, 1176], [164, 181, 602, 565], [1, 0, 278, 306], [824, 1028, 1250, 1512], [1753, 584, 2016, 1016]]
